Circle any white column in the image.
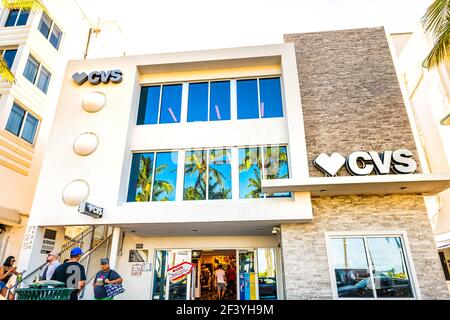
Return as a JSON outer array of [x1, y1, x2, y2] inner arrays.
[[231, 148, 240, 200], [17, 225, 45, 274], [108, 227, 121, 269], [180, 82, 189, 123], [230, 80, 237, 120]]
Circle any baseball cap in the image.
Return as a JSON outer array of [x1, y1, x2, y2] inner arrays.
[[70, 247, 84, 256], [100, 258, 109, 265], [48, 251, 59, 257]]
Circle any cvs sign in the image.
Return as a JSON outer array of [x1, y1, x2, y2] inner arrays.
[[72, 69, 123, 86], [314, 149, 417, 177]]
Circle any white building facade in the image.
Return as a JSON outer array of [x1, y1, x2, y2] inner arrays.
[[0, 1, 90, 265], [17, 27, 450, 300], [391, 26, 450, 292]]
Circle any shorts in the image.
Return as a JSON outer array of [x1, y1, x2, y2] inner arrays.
[[217, 283, 226, 291], [0, 281, 6, 289]]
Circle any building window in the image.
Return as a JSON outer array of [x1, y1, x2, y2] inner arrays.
[[183, 148, 232, 200], [328, 235, 415, 299], [1, 49, 17, 69], [237, 77, 283, 120], [238, 145, 290, 199], [127, 151, 178, 202], [187, 81, 231, 122], [137, 84, 182, 125], [5, 102, 39, 144], [23, 55, 51, 93], [4, 9, 29, 27], [38, 12, 63, 50]]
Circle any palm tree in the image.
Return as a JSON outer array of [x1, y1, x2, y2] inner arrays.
[[238, 147, 288, 198], [183, 151, 207, 200], [135, 156, 153, 202], [246, 168, 262, 198], [152, 164, 176, 201], [208, 181, 231, 199], [0, 0, 47, 82], [1, 0, 46, 11], [183, 149, 231, 200], [422, 0, 450, 68]]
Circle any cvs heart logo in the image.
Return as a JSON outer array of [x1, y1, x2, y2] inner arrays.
[[72, 72, 88, 85], [313, 153, 346, 176]]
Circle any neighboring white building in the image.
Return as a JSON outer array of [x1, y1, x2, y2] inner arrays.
[[391, 26, 450, 290], [17, 27, 450, 300], [0, 1, 91, 264]]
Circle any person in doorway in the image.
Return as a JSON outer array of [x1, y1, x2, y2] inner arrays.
[[214, 264, 227, 300], [226, 263, 236, 297], [0, 256, 17, 300], [51, 247, 86, 300], [41, 251, 61, 280], [93, 258, 123, 300]]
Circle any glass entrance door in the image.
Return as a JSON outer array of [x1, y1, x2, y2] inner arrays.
[[237, 249, 259, 300], [165, 249, 192, 300], [152, 249, 193, 300]]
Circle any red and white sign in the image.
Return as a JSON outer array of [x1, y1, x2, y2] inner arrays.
[[167, 261, 194, 283]]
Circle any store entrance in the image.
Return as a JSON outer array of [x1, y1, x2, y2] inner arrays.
[[152, 248, 278, 300], [192, 250, 237, 300]]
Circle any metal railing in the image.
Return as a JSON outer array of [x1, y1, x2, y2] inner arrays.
[[59, 226, 96, 263], [8, 226, 97, 296]]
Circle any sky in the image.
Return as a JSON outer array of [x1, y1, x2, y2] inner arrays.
[[74, 0, 431, 56]]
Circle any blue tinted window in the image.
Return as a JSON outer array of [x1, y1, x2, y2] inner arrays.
[[21, 113, 39, 144], [3, 49, 17, 69], [152, 152, 178, 201], [209, 149, 232, 199], [38, 12, 51, 38], [36, 66, 51, 93], [137, 86, 160, 125], [127, 153, 155, 202], [187, 82, 208, 122], [264, 146, 290, 197], [259, 78, 283, 118], [237, 79, 259, 119], [159, 84, 182, 124], [183, 150, 207, 200], [5, 103, 25, 136], [210, 81, 230, 121], [4, 10, 19, 27], [239, 147, 262, 198], [23, 55, 39, 84], [49, 25, 62, 50], [16, 10, 29, 26]]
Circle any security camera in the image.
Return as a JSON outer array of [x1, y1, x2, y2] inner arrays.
[[272, 227, 280, 235]]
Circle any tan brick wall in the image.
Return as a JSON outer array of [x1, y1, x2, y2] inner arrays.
[[284, 27, 421, 177], [279, 28, 447, 299], [281, 195, 450, 299]]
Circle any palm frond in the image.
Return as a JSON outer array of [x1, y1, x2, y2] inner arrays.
[[422, 0, 450, 68], [2, 0, 47, 13], [0, 57, 14, 83]]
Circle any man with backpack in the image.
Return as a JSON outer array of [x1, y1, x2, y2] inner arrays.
[[93, 258, 123, 300]]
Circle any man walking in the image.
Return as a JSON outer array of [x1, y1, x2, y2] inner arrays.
[[51, 247, 86, 300], [41, 251, 61, 280], [214, 264, 227, 300], [93, 258, 123, 300]]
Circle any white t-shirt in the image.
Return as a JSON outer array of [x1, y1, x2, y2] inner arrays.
[[215, 269, 226, 284]]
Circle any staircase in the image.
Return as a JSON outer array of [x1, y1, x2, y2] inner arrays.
[[11, 225, 112, 297]]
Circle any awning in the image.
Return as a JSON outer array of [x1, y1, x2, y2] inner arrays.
[[0, 207, 22, 226], [262, 173, 450, 197]]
